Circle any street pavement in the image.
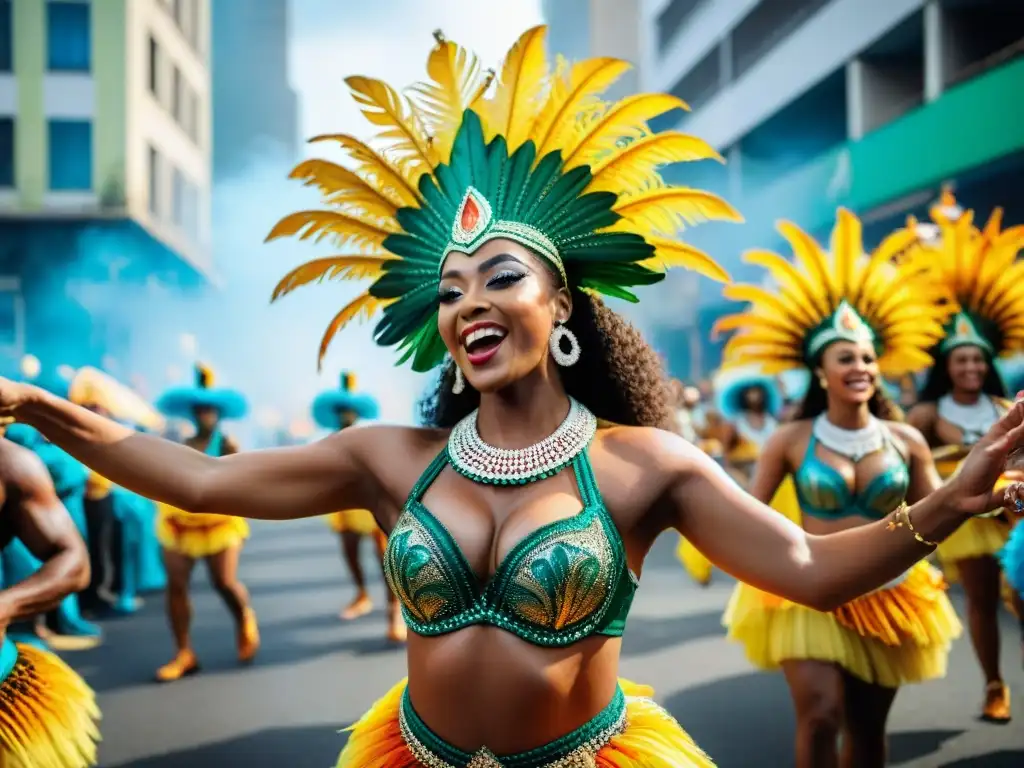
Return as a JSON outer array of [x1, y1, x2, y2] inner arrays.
[[67, 518, 1024, 767]]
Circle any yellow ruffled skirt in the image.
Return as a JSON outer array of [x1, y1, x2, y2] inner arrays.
[[0, 640, 101, 768], [156, 503, 250, 559], [325, 509, 380, 536], [336, 678, 714, 767], [677, 475, 802, 586], [723, 561, 962, 688]]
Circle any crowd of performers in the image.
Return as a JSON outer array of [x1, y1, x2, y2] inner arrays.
[[1, 24, 1024, 768]]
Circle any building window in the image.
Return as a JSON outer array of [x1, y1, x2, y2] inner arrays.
[[657, 0, 702, 55], [188, 0, 201, 54], [171, 166, 184, 227], [148, 145, 160, 215], [172, 0, 183, 30], [171, 65, 181, 123], [0, 118, 13, 187], [186, 88, 197, 140], [0, 0, 12, 73], [46, 1, 91, 72], [148, 35, 159, 96], [47, 119, 92, 191]]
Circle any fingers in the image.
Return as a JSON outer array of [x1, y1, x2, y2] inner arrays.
[[1003, 482, 1024, 515]]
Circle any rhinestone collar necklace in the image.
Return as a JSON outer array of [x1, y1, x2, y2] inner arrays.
[[812, 414, 884, 462], [447, 397, 597, 485]]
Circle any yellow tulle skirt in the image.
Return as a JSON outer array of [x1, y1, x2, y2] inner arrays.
[[723, 561, 962, 689], [336, 678, 714, 767], [0, 640, 101, 768], [156, 503, 250, 559], [325, 509, 380, 536], [677, 475, 802, 585]]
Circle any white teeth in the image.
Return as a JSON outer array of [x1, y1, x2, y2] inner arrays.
[[464, 327, 507, 349]]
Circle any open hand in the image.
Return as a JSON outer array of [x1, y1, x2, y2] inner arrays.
[[954, 394, 1024, 517]]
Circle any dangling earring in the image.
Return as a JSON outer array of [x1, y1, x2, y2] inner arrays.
[[452, 363, 466, 394], [549, 322, 581, 367]]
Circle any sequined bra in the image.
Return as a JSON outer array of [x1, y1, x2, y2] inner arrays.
[[383, 449, 638, 647], [793, 433, 909, 520]]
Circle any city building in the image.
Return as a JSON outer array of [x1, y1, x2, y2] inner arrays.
[[640, 0, 1024, 377], [210, 0, 298, 181], [0, 0, 213, 372], [542, 0, 642, 96]]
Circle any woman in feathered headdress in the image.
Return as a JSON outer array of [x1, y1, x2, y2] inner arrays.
[[151, 364, 259, 682], [714, 209, 1006, 766], [904, 191, 1024, 722], [3, 27, 1023, 768], [315, 371, 405, 642], [712, 366, 784, 486]]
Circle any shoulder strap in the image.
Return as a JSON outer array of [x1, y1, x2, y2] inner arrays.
[[572, 449, 603, 508], [406, 448, 449, 505], [205, 430, 224, 457]]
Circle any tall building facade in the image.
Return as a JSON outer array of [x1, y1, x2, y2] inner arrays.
[[543, 0, 642, 96], [0, 0, 212, 372], [640, 0, 1024, 377], [210, 0, 298, 181]]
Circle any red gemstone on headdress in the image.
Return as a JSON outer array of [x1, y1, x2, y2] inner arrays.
[[461, 196, 480, 232], [840, 307, 857, 330]]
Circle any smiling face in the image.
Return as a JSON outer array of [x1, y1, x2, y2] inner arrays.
[[946, 344, 988, 395], [815, 339, 879, 406], [437, 238, 571, 393]]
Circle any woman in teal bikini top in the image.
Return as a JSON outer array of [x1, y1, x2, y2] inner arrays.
[[4, 28, 1022, 768]]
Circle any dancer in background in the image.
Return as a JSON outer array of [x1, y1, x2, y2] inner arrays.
[[719, 210, 970, 768], [152, 364, 258, 682], [3, 26, 1024, 768], [312, 372, 405, 642], [0, 421, 100, 768], [713, 368, 782, 488], [905, 193, 1024, 721]]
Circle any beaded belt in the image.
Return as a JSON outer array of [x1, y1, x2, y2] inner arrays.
[[398, 686, 627, 768]]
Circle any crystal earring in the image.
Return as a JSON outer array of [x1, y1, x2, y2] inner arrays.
[[549, 322, 581, 367], [452, 363, 466, 394]]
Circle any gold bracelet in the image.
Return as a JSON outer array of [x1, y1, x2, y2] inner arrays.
[[886, 502, 939, 548]]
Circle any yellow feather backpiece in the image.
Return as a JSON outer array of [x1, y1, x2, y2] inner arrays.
[[716, 209, 954, 376], [902, 191, 1024, 356]]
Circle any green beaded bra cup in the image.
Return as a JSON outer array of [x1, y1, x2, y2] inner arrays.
[[383, 399, 637, 647]]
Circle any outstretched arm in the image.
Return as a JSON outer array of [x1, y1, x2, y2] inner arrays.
[[8, 384, 387, 520], [659, 409, 1019, 610], [0, 444, 89, 623], [897, 423, 1006, 511]]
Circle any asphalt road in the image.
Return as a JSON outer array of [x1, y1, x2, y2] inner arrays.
[[67, 518, 1024, 767]]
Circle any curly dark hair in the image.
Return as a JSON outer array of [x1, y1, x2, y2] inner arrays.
[[418, 287, 676, 430], [916, 347, 1007, 403], [795, 369, 905, 422]]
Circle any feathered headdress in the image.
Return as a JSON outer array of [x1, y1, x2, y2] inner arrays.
[[268, 26, 741, 371], [713, 209, 953, 376], [905, 189, 1024, 358]]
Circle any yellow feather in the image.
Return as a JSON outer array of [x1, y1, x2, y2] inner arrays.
[[712, 312, 804, 342], [479, 26, 549, 150], [345, 76, 438, 179], [532, 58, 632, 159], [851, 228, 920, 305], [265, 210, 396, 252], [586, 133, 723, 194], [407, 37, 488, 161], [830, 208, 862, 298], [742, 249, 830, 318], [289, 159, 399, 222], [777, 221, 838, 307], [612, 188, 742, 237], [722, 285, 808, 333], [308, 134, 421, 208], [641, 237, 730, 283], [271, 256, 396, 302], [318, 293, 394, 370], [562, 94, 690, 170]]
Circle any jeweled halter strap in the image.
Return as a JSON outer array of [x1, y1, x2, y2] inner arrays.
[[447, 397, 598, 486]]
